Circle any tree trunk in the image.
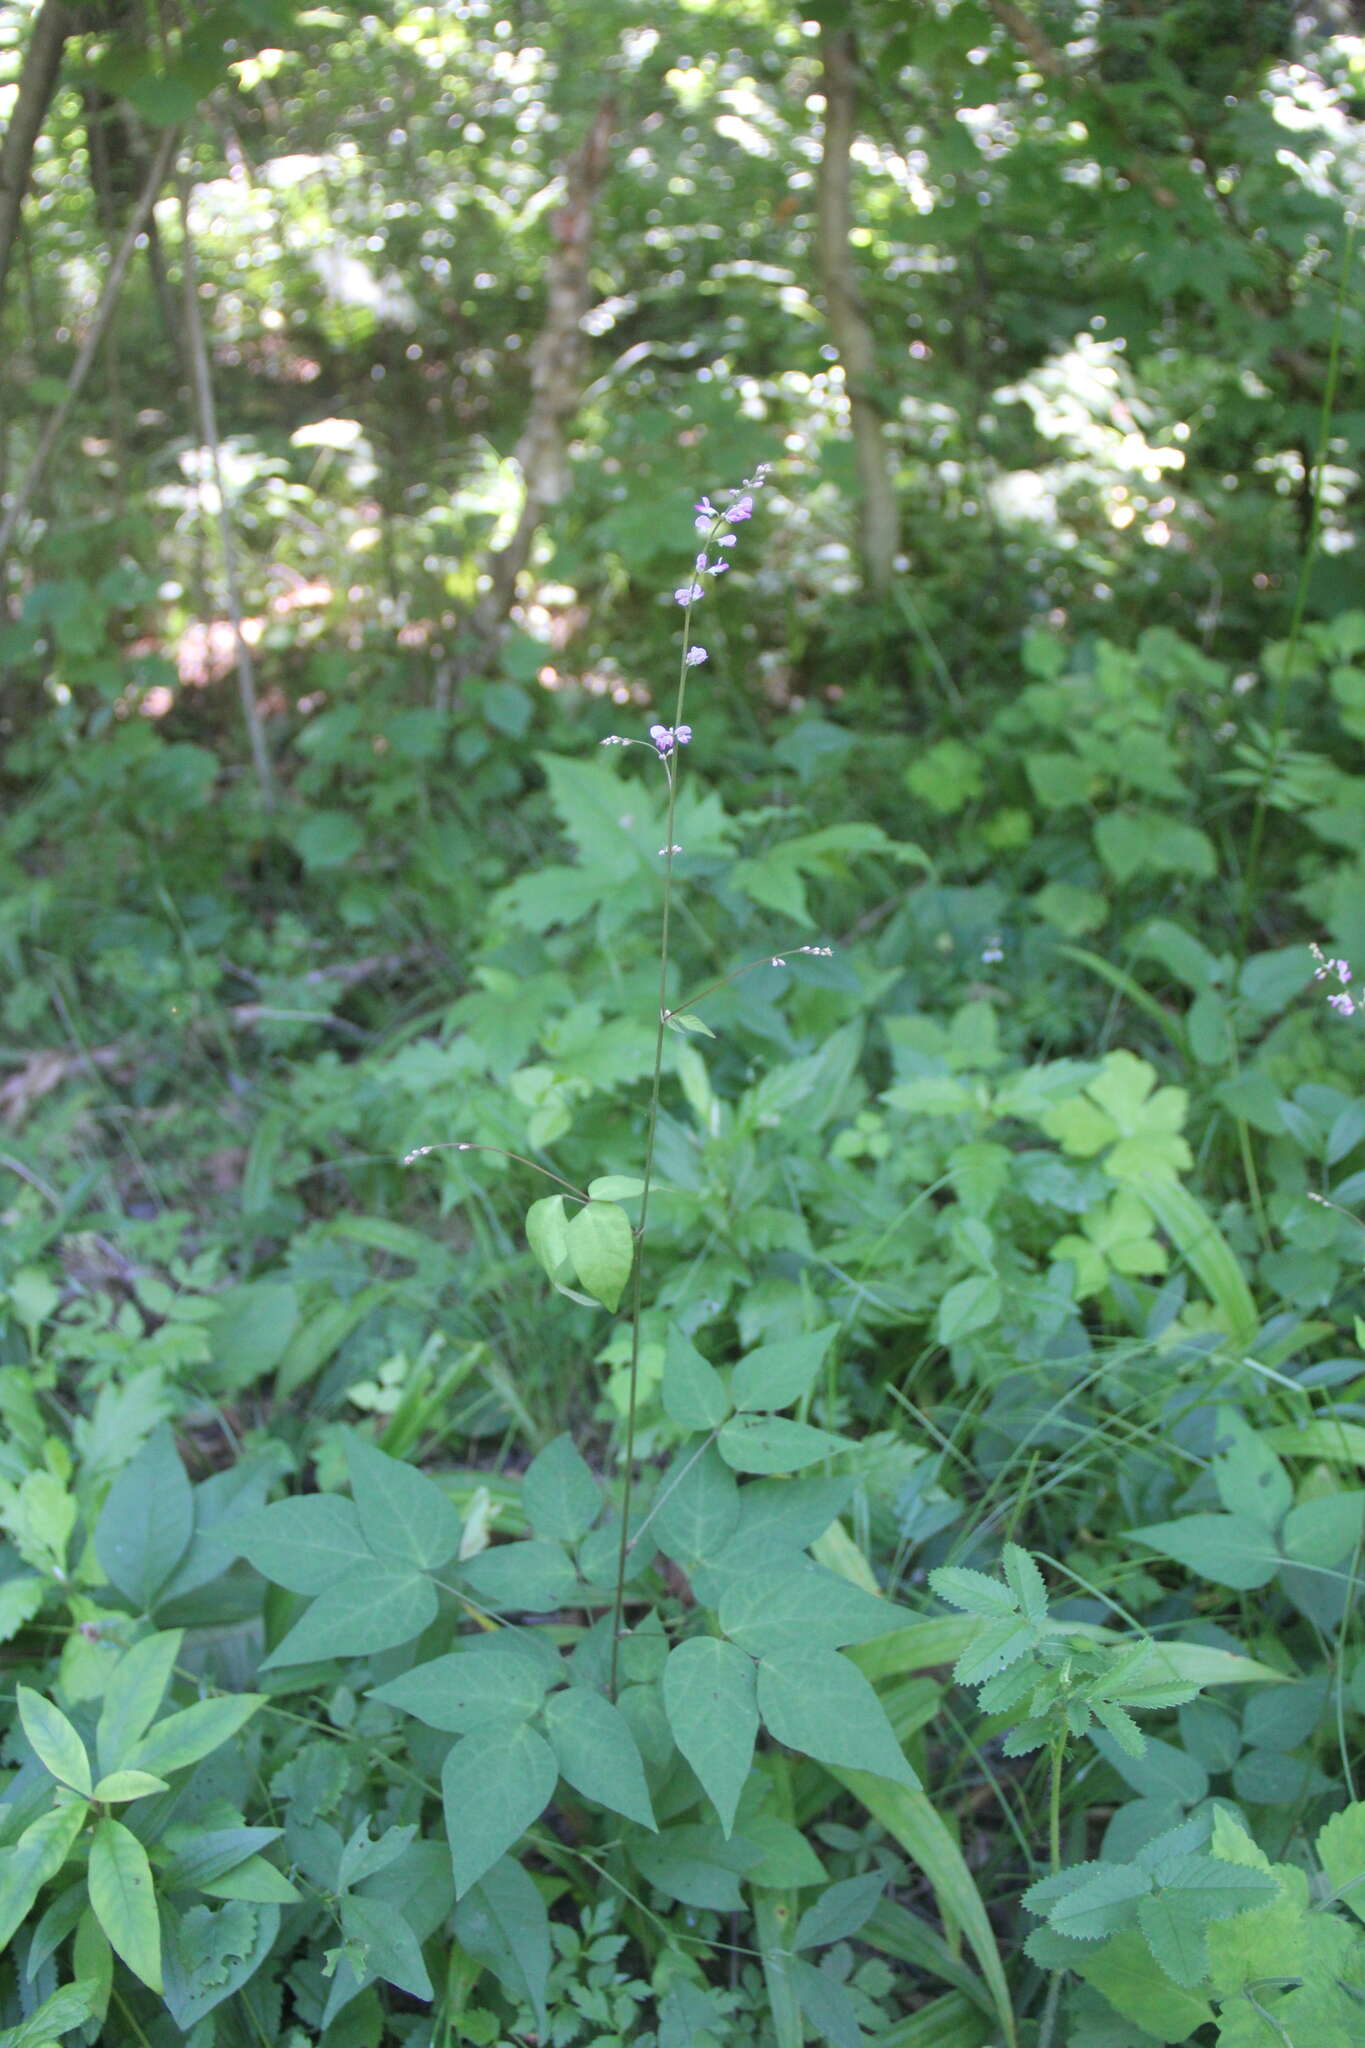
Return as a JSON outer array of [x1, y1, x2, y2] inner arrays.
[[0, 125, 177, 573], [177, 176, 277, 814], [467, 95, 616, 662], [0, 0, 74, 320], [817, 25, 899, 597]]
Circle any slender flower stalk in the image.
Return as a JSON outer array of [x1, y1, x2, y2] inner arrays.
[[605, 469, 769, 1696]]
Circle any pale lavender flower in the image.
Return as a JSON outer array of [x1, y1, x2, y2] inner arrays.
[[685, 646, 707, 667], [650, 724, 691, 757], [728, 494, 754, 521], [1328, 992, 1357, 1017], [675, 582, 704, 606]]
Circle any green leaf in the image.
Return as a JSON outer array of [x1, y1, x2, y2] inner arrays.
[[89, 1817, 162, 1992], [230, 1493, 374, 1592], [789, 1955, 865, 2048], [1211, 1407, 1292, 1530], [90, 1770, 170, 1803], [525, 1195, 573, 1285], [565, 1200, 634, 1312], [1094, 811, 1214, 886], [543, 1684, 655, 1828], [1318, 1801, 1365, 1923], [1046, 1863, 1151, 1942], [0, 1804, 86, 1951], [459, 1539, 577, 1612], [0, 1981, 101, 2046], [1075, 1927, 1214, 2044], [1129, 1513, 1280, 1590], [718, 1415, 849, 1474], [17, 1689, 92, 1796], [662, 1638, 758, 1837], [340, 1894, 433, 2001], [1001, 1546, 1048, 1622], [373, 1643, 551, 1734], [936, 1276, 1002, 1346], [757, 1649, 916, 1786], [652, 1446, 741, 1568], [732, 1326, 838, 1414], [953, 1616, 1038, 1686], [453, 1857, 550, 2037], [793, 1871, 885, 1953], [345, 1433, 462, 1570], [741, 1811, 828, 1890], [443, 1720, 558, 1896], [95, 1631, 182, 1777], [160, 1898, 280, 2031], [126, 1693, 263, 1776], [1137, 1854, 1277, 1985], [629, 1824, 759, 1911], [262, 1559, 438, 1666], [157, 1826, 287, 1896], [1126, 1182, 1259, 1347], [838, 1773, 1012, 2046], [521, 1435, 600, 1543], [718, 1560, 902, 1659], [95, 1425, 193, 1611], [661, 1328, 730, 1432], [586, 1175, 644, 1199], [929, 1566, 1019, 1619]]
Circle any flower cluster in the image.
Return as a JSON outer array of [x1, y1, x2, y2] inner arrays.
[[603, 465, 770, 769], [1312, 942, 1358, 1019]]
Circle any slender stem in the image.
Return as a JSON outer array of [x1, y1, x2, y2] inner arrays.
[[405, 1141, 588, 1203], [1049, 1734, 1064, 1875], [607, 525, 722, 1697]]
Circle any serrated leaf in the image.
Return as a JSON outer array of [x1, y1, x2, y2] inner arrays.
[[1047, 1863, 1151, 1942], [345, 1433, 462, 1570], [543, 1685, 655, 1828], [929, 1566, 1019, 1619], [443, 1719, 558, 1895], [1317, 1801, 1365, 1923], [373, 1644, 550, 1733], [662, 1638, 757, 1837], [1075, 1926, 1215, 2043], [1092, 1702, 1146, 1757], [1001, 1545, 1048, 1622], [17, 1688, 91, 1795], [89, 1818, 161, 1992], [953, 1616, 1037, 1686], [732, 1326, 838, 1414], [757, 1649, 917, 1786], [565, 1200, 634, 1311], [521, 1435, 600, 1543]]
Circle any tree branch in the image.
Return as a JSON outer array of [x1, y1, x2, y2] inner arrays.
[[0, 0, 73, 320]]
